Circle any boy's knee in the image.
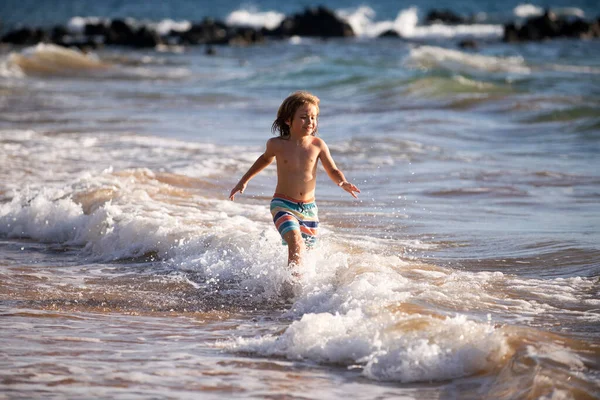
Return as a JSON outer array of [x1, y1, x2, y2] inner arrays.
[[284, 230, 303, 248]]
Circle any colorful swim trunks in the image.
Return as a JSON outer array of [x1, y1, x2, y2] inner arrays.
[[270, 193, 319, 246]]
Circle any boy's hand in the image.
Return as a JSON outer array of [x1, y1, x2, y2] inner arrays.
[[340, 182, 360, 198], [229, 182, 247, 201]]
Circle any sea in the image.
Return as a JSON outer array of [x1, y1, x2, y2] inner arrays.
[[1, 0, 599, 398]]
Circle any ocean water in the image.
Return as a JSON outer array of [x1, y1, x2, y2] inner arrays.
[[1, 0, 599, 398]]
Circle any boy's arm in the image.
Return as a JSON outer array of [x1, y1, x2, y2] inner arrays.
[[229, 140, 276, 201], [318, 140, 360, 198]]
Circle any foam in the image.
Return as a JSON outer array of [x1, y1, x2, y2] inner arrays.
[[339, 6, 502, 39], [552, 7, 586, 18], [2, 130, 597, 384], [225, 8, 285, 30], [219, 6, 502, 40], [229, 310, 508, 382], [150, 19, 191, 36], [67, 16, 109, 34], [225, 255, 596, 381], [514, 4, 544, 18]]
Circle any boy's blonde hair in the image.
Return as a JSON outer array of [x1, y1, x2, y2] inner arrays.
[[272, 91, 320, 138]]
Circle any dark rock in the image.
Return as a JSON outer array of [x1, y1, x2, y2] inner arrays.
[[177, 18, 229, 45], [503, 10, 600, 42], [458, 39, 478, 49], [50, 25, 69, 43], [103, 19, 160, 48], [84, 22, 109, 37], [131, 26, 161, 47], [379, 29, 401, 38], [592, 18, 600, 37], [105, 19, 135, 45], [205, 45, 216, 55], [503, 23, 520, 43], [562, 18, 596, 38], [526, 11, 561, 39], [228, 27, 264, 46], [1, 27, 46, 45], [426, 9, 466, 25], [270, 6, 354, 37]]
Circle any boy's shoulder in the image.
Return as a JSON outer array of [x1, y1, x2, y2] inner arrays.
[[310, 136, 327, 147], [266, 136, 284, 147]]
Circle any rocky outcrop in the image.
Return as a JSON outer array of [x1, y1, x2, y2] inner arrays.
[[2, 6, 598, 49], [1, 27, 47, 45], [0, 17, 266, 49], [0, 6, 353, 49], [167, 18, 264, 46], [503, 11, 600, 42], [266, 6, 354, 37], [425, 9, 469, 25]]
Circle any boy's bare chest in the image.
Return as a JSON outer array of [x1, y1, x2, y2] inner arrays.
[[276, 143, 319, 169]]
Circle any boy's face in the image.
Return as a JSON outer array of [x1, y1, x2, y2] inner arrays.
[[287, 103, 318, 136]]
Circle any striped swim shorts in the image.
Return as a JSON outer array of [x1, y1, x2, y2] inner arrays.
[[270, 193, 319, 246]]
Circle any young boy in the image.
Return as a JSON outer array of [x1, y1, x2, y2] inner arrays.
[[229, 91, 360, 270]]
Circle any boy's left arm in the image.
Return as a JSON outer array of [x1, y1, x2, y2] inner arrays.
[[318, 140, 360, 198]]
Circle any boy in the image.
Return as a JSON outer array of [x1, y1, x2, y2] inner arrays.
[[229, 91, 360, 269]]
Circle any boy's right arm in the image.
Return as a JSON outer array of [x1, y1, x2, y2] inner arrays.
[[229, 140, 276, 201]]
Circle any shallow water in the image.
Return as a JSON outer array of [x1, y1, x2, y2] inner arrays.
[[1, 1, 600, 398]]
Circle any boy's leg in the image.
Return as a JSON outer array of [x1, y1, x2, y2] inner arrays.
[[283, 229, 305, 272]]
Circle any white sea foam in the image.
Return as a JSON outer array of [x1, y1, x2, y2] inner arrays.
[[553, 7, 585, 18], [409, 22, 503, 39], [514, 4, 545, 18], [339, 6, 502, 39], [337, 6, 381, 37], [228, 304, 509, 382], [225, 252, 595, 381], [225, 8, 285, 30], [67, 16, 109, 34], [154, 19, 192, 36], [2, 130, 596, 384], [221, 6, 502, 39], [514, 4, 585, 19]]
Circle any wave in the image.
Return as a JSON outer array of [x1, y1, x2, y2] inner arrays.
[[407, 45, 531, 75], [1, 129, 598, 388], [524, 105, 600, 124], [2, 43, 191, 79], [224, 263, 598, 386], [2, 169, 598, 386], [7, 43, 108, 77], [403, 75, 514, 99]]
